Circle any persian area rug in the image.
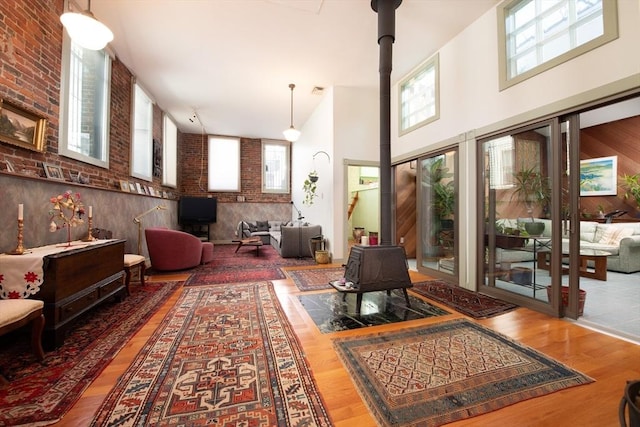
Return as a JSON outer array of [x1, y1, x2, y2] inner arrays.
[[334, 319, 594, 427], [0, 281, 182, 427], [411, 280, 518, 319], [185, 243, 315, 286], [91, 282, 331, 427], [284, 266, 345, 291]]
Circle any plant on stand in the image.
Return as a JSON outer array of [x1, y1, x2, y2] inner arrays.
[[303, 170, 318, 206], [511, 165, 550, 235], [49, 190, 85, 246]]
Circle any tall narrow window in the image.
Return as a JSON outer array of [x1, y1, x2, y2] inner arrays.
[[208, 136, 240, 191], [163, 114, 178, 188], [399, 54, 439, 135], [498, 0, 618, 89], [59, 38, 111, 167], [262, 139, 290, 193], [131, 83, 153, 180]]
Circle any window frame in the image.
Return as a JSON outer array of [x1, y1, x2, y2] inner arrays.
[[58, 35, 112, 168], [130, 82, 154, 181], [208, 136, 241, 192], [398, 53, 440, 136], [261, 139, 291, 194], [162, 114, 178, 188], [498, 0, 618, 90]]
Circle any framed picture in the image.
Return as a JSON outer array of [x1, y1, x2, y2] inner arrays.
[[43, 162, 64, 180], [135, 182, 145, 194], [69, 171, 80, 183], [129, 182, 136, 192], [119, 179, 130, 192], [580, 156, 617, 196], [0, 99, 47, 152], [4, 159, 15, 173]]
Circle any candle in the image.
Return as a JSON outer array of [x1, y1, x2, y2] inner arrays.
[[18, 203, 23, 220], [89, 206, 93, 217]]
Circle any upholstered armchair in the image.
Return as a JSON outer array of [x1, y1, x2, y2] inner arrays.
[[145, 228, 214, 271]]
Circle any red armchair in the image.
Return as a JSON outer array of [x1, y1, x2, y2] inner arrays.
[[145, 228, 214, 271]]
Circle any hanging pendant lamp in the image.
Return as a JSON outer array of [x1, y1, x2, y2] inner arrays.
[[283, 83, 301, 142], [61, 0, 114, 51]]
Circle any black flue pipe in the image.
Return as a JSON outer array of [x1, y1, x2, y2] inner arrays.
[[371, 0, 401, 245]]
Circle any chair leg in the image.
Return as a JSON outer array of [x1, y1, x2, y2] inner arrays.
[[124, 266, 132, 296], [139, 262, 146, 287], [31, 312, 45, 361]]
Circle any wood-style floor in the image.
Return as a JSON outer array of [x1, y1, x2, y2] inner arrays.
[[55, 265, 640, 427]]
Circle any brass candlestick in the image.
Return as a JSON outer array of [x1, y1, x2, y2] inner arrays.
[[8, 219, 25, 255], [83, 216, 96, 242]]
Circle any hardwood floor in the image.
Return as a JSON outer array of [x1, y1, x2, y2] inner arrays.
[[55, 267, 640, 426]]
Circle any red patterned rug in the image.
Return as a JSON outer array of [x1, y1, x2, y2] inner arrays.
[[0, 280, 182, 427], [411, 280, 518, 319], [185, 243, 315, 286], [284, 266, 345, 291], [334, 319, 594, 427], [90, 282, 331, 426]]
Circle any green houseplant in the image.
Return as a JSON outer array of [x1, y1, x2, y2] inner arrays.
[[511, 165, 550, 236], [619, 173, 640, 214], [302, 171, 318, 206]]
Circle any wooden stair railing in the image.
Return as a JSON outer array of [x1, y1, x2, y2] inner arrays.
[[348, 191, 359, 219]]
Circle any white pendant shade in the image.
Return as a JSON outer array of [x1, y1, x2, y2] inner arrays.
[[60, 11, 113, 50], [283, 126, 301, 142]]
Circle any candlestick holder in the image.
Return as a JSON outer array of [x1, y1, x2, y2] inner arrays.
[[7, 219, 26, 255], [83, 216, 97, 242]]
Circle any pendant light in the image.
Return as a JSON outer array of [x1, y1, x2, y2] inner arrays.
[[60, 0, 114, 51], [283, 83, 301, 142]]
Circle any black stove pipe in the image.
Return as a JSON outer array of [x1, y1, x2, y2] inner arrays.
[[371, 0, 401, 245]]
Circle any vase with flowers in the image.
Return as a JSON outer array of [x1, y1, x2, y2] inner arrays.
[[49, 191, 85, 246]]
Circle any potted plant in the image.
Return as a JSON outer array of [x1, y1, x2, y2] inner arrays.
[[619, 173, 640, 215], [302, 171, 318, 206], [511, 165, 550, 236]]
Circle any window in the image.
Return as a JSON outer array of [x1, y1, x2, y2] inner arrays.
[[262, 140, 290, 193], [59, 38, 111, 167], [398, 53, 439, 135], [131, 83, 153, 180], [498, 0, 618, 90], [208, 136, 240, 191], [163, 114, 177, 188]]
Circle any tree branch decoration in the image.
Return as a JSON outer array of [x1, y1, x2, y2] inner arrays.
[[49, 190, 85, 246]]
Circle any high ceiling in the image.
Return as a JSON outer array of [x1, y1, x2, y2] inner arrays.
[[87, 0, 500, 139]]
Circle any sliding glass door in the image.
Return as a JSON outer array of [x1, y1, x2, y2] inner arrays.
[[417, 149, 458, 279]]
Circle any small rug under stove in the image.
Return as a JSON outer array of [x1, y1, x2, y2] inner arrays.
[[334, 318, 594, 426]]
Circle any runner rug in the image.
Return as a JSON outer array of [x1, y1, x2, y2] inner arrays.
[[411, 280, 518, 319], [0, 280, 182, 427], [283, 266, 345, 291], [185, 244, 315, 286], [90, 282, 331, 426], [334, 318, 594, 427]]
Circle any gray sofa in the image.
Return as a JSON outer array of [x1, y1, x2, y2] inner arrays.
[[495, 218, 640, 273], [237, 220, 322, 258]]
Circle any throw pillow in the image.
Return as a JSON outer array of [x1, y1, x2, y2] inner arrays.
[[256, 220, 269, 231], [245, 221, 258, 232], [599, 226, 634, 245]]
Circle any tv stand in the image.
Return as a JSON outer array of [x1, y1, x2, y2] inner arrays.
[[181, 223, 210, 241]]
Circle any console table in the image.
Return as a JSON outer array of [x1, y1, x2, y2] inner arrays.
[[0, 239, 125, 348]]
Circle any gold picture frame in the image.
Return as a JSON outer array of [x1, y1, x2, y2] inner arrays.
[[0, 99, 47, 152]]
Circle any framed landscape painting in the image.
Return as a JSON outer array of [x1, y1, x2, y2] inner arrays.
[[580, 156, 617, 196], [0, 99, 47, 152]]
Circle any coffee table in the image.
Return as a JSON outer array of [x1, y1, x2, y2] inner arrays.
[[232, 237, 263, 256], [537, 249, 611, 281]]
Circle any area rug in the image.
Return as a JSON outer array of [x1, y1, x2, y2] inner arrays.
[[334, 318, 594, 427], [90, 282, 331, 426], [185, 243, 315, 286], [284, 266, 345, 291], [411, 280, 518, 319], [0, 280, 182, 427]]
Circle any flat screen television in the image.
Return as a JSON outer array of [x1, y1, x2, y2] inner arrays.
[[178, 196, 217, 224]]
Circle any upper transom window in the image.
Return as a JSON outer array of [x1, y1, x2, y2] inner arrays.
[[399, 54, 440, 135], [498, 0, 618, 90]]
